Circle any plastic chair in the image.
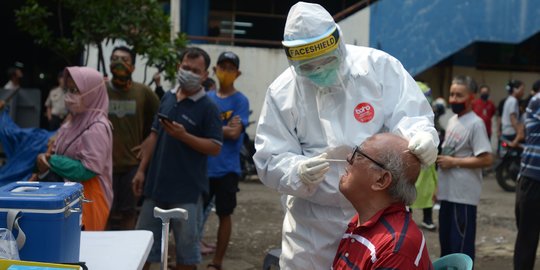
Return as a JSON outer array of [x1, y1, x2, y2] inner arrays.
[[433, 253, 473, 270]]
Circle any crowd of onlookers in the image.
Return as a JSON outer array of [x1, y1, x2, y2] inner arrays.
[[1, 46, 249, 270], [412, 77, 540, 270]]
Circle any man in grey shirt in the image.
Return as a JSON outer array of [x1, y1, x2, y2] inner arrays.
[[436, 75, 493, 263], [501, 80, 525, 147]]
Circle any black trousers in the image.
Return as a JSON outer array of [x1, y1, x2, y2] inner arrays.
[[514, 176, 540, 270], [439, 200, 477, 262], [48, 115, 65, 130]]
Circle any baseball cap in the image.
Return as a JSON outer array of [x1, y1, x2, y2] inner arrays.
[[217, 51, 240, 69], [14, 61, 24, 69]]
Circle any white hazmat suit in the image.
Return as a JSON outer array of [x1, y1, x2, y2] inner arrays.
[[254, 2, 438, 270]]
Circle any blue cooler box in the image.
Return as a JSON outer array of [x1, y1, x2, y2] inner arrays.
[[0, 181, 83, 264]]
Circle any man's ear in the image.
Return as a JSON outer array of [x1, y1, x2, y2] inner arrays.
[[371, 171, 392, 191], [237, 70, 242, 78]]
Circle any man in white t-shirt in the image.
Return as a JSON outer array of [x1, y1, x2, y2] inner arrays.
[[1, 63, 24, 116], [44, 72, 68, 130], [436, 75, 493, 263], [3, 62, 24, 90], [501, 80, 525, 147]]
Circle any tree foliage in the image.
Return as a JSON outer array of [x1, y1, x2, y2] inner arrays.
[[15, 0, 187, 81]]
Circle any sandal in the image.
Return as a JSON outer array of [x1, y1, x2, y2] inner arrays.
[[207, 263, 222, 270], [200, 242, 215, 255], [202, 241, 217, 249]]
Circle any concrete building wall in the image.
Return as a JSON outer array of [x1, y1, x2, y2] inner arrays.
[[338, 7, 370, 47]]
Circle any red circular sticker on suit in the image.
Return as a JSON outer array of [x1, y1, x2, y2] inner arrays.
[[354, 102, 375, 123]]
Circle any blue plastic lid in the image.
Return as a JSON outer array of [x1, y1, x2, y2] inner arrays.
[[0, 182, 83, 210]]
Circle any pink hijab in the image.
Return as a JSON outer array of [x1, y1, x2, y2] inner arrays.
[[54, 66, 113, 207]]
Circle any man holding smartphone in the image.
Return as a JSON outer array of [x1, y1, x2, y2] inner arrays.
[[157, 113, 171, 122], [133, 47, 223, 270]]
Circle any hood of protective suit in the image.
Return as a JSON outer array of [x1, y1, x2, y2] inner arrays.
[[283, 2, 335, 47], [282, 2, 350, 88]]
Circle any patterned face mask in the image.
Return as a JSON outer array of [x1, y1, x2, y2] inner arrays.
[[177, 68, 202, 93], [110, 60, 134, 91]]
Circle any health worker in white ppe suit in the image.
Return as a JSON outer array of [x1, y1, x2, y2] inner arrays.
[[253, 2, 439, 270]]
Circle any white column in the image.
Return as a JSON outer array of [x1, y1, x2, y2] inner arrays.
[[171, 0, 181, 40]]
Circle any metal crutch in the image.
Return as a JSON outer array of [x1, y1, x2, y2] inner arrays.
[[154, 207, 188, 270]]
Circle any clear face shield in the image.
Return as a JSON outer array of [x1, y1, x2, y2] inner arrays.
[[283, 26, 347, 90]]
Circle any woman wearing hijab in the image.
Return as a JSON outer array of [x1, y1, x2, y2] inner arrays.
[[35, 66, 113, 231]]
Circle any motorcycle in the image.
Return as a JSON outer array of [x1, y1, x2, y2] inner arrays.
[[239, 111, 257, 181], [495, 140, 522, 192], [240, 131, 257, 181]]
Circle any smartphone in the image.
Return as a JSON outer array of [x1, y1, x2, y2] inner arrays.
[[157, 113, 172, 123]]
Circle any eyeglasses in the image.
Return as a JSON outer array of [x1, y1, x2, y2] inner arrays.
[[297, 56, 338, 74], [347, 145, 386, 170]]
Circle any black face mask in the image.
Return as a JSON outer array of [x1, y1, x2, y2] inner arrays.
[[450, 102, 466, 115], [480, 94, 489, 101]]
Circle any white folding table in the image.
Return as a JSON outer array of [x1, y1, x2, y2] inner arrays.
[[80, 230, 153, 270]]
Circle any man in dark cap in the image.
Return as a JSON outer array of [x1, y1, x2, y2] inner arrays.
[[204, 51, 250, 270]]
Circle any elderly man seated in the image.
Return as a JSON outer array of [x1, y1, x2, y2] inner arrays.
[[333, 133, 433, 269]]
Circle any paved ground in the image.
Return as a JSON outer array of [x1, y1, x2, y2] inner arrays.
[[152, 173, 539, 270]]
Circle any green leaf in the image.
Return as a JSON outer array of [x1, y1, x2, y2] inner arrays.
[[15, 0, 187, 72]]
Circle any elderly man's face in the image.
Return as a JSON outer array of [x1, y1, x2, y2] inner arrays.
[[339, 133, 420, 206], [339, 141, 386, 202]]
